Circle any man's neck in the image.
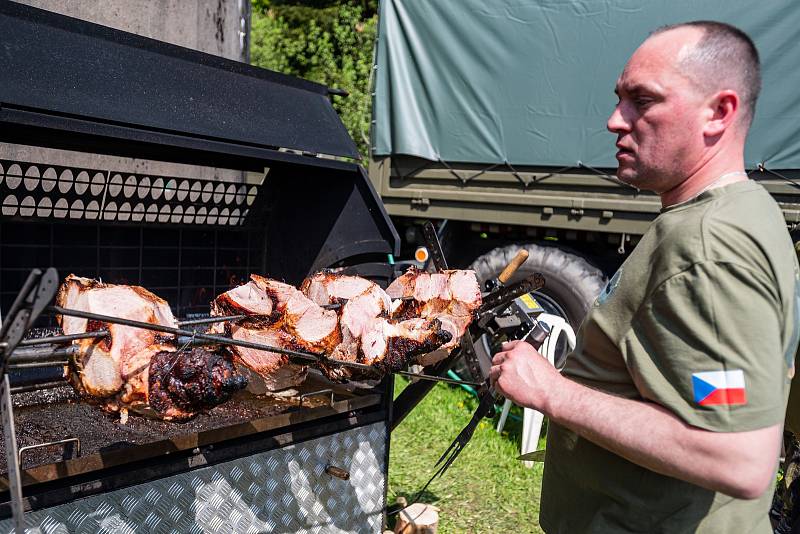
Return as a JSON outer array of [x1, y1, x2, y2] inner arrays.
[[659, 154, 748, 208], [660, 170, 748, 207]]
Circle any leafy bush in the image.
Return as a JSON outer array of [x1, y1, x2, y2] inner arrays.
[[250, 1, 377, 157]]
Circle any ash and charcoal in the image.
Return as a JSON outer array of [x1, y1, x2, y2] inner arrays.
[[0, 383, 336, 475]]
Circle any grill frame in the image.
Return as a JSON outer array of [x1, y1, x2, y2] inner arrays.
[[0, 2, 400, 528], [0, 381, 387, 515]]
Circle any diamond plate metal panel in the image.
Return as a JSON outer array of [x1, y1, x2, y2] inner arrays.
[[1, 422, 387, 534]]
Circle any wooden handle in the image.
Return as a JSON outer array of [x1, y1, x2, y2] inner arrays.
[[498, 250, 529, 284]]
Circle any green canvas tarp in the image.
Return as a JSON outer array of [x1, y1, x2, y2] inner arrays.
[[372, 0, 800, 169]]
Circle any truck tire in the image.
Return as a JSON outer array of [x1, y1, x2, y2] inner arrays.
[[469, 243, 606, 328]]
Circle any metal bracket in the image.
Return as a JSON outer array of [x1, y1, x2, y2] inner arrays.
[[476, 274, 545, 323], [460, 328, 484, 384], [0, 375, 24, 533], [0, 268, 60, 374], [0, 267, 61, 534], [421, 220, 448, 272], [298, 389, 335, 408], [18, 437, 81, 464]]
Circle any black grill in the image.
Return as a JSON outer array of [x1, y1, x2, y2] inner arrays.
[[0, 2, 398, 521]]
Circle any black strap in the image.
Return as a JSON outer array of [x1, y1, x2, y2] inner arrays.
[[391, 389, 495, 515]]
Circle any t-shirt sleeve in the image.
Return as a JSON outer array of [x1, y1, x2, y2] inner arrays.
[[621, 260, 790, 432]]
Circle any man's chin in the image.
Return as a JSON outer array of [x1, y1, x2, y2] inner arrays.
[[616, 170, 659, 193], [615, 167, 638, 186]]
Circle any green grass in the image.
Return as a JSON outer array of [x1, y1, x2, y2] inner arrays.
[[388, 377, 546, 533]]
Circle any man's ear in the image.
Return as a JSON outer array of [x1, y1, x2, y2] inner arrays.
[[704, 90, 739, 137]]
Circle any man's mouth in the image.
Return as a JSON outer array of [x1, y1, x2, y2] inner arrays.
[[615, 143, 634, 160]]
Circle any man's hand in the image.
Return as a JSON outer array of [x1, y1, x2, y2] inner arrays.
[[489, 340, 781, 500], [489, 339, 563, 413], [492, 340, 782, 499]]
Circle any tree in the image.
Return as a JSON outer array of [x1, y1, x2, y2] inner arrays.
[[250, 1, 377, 157]]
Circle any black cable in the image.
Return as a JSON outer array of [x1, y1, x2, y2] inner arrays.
[[577, 161, 640, 191], [756, 163, 800, 191]]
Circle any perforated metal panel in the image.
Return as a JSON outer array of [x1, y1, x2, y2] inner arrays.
[[0, 422, 387, 534], [0, 160, 257, 226]]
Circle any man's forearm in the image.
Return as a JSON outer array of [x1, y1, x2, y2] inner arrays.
[[543, 376, 781, 499]]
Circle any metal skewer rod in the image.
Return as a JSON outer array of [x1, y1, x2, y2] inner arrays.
[[49, 306, 376, 372], [10, 380, 67, 394], [177, 315, 246, 326], [9, 346, 77, 364], [17, 330, 109, 347], [177, 304, 343, 328], [8, 361, 68, 369], [394, 370, 483, 387]]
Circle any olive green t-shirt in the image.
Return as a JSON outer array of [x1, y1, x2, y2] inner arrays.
[[540, 181, 800, 534]]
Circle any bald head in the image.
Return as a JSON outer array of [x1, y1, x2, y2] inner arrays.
[[650, 21, 761, 129]]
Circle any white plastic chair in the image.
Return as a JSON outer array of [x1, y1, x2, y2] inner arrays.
[[495, 313, 576, 468]]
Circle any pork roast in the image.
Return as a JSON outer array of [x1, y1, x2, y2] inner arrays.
[[210, 274, 342, 390], [387, 267, 481, 348], [301, 271, 454, 376], [57, 274, 247, 420]]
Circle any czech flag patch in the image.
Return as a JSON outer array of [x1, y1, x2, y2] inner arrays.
[[691, 370, 747, 406]]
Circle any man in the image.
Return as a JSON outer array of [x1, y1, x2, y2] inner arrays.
[[490, 21, 800, 533]]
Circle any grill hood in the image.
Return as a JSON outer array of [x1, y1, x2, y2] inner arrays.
[[0, 1, 361, 162]]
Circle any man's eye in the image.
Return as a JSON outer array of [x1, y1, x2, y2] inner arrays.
[[635, 97, 652, 107]]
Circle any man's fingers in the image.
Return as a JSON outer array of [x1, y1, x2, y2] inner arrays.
[[501, 339, 524, 350], [489, 364, 502, 387], [492, 351, 506, 365]]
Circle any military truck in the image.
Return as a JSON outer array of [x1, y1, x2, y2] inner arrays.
[[368, 0, 800, 326]]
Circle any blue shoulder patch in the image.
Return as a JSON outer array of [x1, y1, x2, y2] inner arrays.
[[595, 268, 622, 306]]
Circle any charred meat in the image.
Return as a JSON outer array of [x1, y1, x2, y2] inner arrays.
[[56, 274, 247, 420], [148, 348, 248, 421], [360, 317, 452, 372], [210, 274, 342, 389], [302, 271, 455, 376], [387, 267, 482, 351]]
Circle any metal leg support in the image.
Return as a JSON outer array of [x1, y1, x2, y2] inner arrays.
[[1, 375, 25, 533]]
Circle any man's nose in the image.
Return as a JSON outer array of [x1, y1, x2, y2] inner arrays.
[[607, 104, 630, 134]]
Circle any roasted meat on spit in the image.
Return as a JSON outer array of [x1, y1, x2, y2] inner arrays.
[[386, 267, 482, 365], [387, 267, 482, 337], [57, 275, 248, 421], [210, 274, 341, 390], [211, 269, 480, 385], [302, 271, 452, 378], [54, 268, 481, 417], [218, 272, 453, 383]]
